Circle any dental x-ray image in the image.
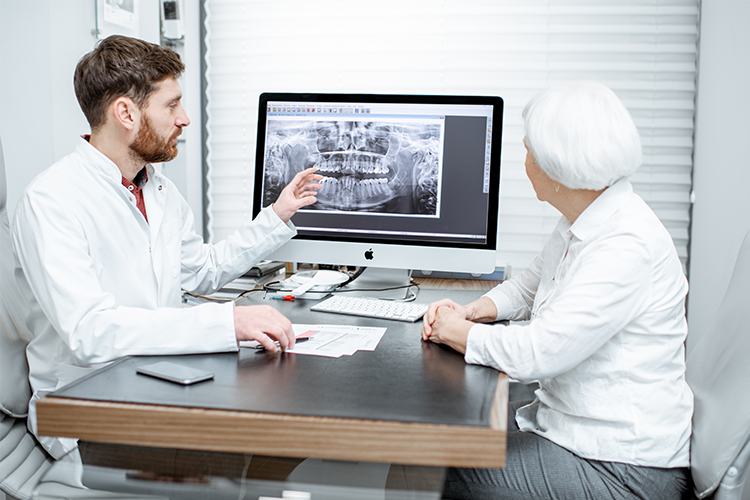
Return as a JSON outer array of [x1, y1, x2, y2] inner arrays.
[[261, 120, 443, 216]]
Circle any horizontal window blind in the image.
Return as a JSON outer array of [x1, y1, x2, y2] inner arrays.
[[203, 0, 698, 276]]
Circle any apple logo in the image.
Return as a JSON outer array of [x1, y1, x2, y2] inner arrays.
[[364, 248, 374, 260]]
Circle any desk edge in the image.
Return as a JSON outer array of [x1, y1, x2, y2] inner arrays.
[[37, 395, 506, 468]]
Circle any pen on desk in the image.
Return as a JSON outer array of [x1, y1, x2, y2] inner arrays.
[[255, 336, 310, 353], [271, 294, 296, 300]]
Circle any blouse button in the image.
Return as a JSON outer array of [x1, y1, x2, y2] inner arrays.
[[128, 185, 134, 191]]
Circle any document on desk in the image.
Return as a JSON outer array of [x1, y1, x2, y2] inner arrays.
[[239, 324, 387, 358]]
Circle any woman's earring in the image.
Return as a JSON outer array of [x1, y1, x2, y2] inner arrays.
[[554, 183, 560, 192]]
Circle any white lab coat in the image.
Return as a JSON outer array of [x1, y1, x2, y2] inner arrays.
[[11, 137, 296, 458]]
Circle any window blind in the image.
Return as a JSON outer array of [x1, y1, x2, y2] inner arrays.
[[203, 0, 698, 276]]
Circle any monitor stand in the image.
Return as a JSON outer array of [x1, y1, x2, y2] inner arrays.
[[338, 267, 411, 300]]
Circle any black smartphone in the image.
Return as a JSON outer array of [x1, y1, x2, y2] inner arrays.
[[136, 361, 214, 385]]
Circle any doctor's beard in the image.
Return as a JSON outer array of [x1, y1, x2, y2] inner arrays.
[[130, 114, 182, 164]]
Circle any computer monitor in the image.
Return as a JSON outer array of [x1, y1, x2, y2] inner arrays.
[[252, 92, 503, 298]]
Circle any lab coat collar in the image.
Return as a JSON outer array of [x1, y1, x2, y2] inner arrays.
[[76, 136, 158, 188], [143, 165, 168, 237], [75, 136, 129, 185], [569, 178, 634, 242], [76, 137, 167, 234]]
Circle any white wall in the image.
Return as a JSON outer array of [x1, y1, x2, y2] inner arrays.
[[159, 0, 204, 234], [0, 0, 62, 217], [686, 0, 750, 355]]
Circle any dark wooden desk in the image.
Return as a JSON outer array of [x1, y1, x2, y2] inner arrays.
[[36, 288, 507, 468]]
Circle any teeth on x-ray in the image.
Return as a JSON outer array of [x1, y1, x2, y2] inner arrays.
[[262, 120, 442, 215]]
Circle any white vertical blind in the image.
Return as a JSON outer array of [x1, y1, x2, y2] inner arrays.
[[203, 0, 698, 275]]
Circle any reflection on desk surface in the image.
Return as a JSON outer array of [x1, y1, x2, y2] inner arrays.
[[34, 442, 445, 500]]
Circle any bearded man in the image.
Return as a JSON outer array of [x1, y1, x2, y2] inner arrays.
[[11, 35, 322, 459]]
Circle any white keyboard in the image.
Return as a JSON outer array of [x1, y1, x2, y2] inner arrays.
[[310, 295, 428, 323]]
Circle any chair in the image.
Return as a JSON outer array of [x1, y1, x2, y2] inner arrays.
[[687, 229, 750, 500], [0, 136, 56, 500], [0, 136, 152, 500]]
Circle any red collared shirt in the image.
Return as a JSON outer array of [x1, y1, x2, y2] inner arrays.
[[122, 168, 149, 222]]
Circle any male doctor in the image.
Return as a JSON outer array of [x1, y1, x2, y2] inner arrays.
[[11, 35, 322, 459]]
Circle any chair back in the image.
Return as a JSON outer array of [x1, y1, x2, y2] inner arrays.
[[687, 230, 750, 499], [0, 135, 33, 419], [0, 135, 55, 500]]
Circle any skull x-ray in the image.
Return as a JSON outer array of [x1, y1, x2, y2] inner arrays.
[[261, 120, 443, 215]]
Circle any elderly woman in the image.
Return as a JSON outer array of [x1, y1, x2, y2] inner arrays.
[[422, 82, 692, 500]]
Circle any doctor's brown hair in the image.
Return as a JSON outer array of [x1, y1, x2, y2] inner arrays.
[[74, 35, 185, 131]]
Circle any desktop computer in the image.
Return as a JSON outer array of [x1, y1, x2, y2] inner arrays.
[[252, 93, 503, 299]]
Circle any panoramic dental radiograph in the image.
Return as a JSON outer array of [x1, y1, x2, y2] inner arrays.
[[262, 120, 442, 215]]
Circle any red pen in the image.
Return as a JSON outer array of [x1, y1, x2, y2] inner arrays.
[[271, 294, 296, 300]]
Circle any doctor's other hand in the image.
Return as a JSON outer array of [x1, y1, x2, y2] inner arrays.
[[272, 167, 324, 223], [421, 299, 475, 339], [234, 305, 295, 353], [420, 305, 473, 355]]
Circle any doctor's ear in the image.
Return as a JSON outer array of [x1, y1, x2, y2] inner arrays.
[[111, 96, 139, 131]]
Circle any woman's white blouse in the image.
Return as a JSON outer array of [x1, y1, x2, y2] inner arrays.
[[466, 179, 693, 468]]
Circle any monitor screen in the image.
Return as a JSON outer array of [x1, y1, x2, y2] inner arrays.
[[252, 93, 503, 290]]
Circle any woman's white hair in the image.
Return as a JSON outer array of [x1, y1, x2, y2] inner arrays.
[[522, 81, 642, 191]]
